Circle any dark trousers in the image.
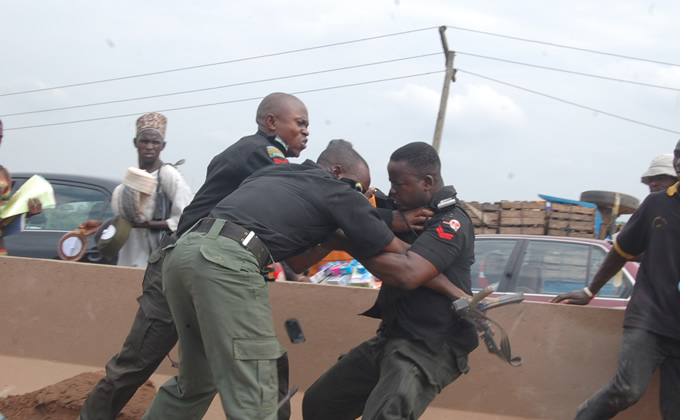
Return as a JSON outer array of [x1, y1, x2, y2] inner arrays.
[[80, 307, 178, 420], [302, 333, 469, 420], [80, 246, 291, 420], [575, 327, 680, 420]]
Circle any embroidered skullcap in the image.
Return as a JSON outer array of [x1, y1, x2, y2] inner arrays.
[[135, 112, 167, 139]]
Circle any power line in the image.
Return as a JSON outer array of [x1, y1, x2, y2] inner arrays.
[[0, 27, 439, 98], [457, 52, 680, 92], [10, 48, 677, 118], [4, 53, 440, 117], [457, 68, 680, 135], [5, 70, 444, 131], [447, 25, 680, 68]]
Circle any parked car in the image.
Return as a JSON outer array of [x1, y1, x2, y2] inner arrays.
[[4, 172, 120, 264], [472, 234, 638, 308]]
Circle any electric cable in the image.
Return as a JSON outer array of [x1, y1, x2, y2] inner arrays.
[[457, 52, 680, 92], [0, 27, 439, 97], [457, 68, 680, 135], [3, 53, 440, 117], [446, 25, 680, 67], [5, 70, 444, 131]]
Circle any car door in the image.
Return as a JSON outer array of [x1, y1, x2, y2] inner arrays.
[[5, 176, 115, 263], [471, 237, 525, 292]]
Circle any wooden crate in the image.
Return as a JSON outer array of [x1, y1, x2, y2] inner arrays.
[[547, 203, 596, 237], [547, 219, 595, 231], [549, 203, 596, 222], [461, 201, 499, 229], [499, 201, 546, 228]]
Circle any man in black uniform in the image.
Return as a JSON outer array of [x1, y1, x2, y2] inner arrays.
[[80, 92, 309, 420], [303, 141, 478, 420], [142, 140, 464, 420]]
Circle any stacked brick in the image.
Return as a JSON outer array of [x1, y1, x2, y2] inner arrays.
[[461, 200, 597, 238]]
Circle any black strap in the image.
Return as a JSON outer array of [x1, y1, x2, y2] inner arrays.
[[190, 218, 272, 270]]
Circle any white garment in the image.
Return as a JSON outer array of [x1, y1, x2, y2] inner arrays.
[[115, 164, 193, 268]]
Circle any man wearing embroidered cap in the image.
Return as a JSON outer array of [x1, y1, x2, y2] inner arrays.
[[112, 112, 193, 267], [79, 112, 193, 419], [640, 153, 677, 193]]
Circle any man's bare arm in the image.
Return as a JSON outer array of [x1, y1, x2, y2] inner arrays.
[[551, 248, 628, 305], [359, 239, 468, 299]]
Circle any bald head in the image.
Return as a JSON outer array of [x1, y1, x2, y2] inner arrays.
[[255, 93, 309, 158], [256, 93, 304, 127]]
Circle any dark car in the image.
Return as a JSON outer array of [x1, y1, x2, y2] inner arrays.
[[472, 234, 638, 308], [4, 172, 120, 264]]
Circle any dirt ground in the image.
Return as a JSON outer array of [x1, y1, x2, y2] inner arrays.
[[0, 371, 155, 420]]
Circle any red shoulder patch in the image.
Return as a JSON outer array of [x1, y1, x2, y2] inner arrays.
[[436, 225, 454, 240]]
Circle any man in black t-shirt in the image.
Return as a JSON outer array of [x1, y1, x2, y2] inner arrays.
[[303, 142, 478, 420], [552, 139, 680, 419], [142, 141, 464, 420], [81, 93, 309, 420]]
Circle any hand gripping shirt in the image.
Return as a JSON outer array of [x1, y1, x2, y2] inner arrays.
[[614, 182, 680, 340], [362, 186, 479, 355]]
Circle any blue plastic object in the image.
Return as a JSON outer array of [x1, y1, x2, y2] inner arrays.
[[538, 194, 603, 238]]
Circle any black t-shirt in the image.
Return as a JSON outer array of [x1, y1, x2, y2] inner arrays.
[[176, 131, 288, 236], [615, 183, 680, 340], [209, 160, 395, 262], [363, 186, 479, 355]]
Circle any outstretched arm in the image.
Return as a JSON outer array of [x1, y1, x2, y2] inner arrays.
[[551, 248, 628, 305]]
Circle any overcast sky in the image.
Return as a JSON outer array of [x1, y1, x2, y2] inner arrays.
[[2, 0, 679, 213]]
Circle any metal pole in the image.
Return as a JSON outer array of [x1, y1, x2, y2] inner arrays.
[[432, 26, 456, 154]]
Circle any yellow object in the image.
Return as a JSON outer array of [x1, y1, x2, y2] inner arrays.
[[0, 175, 56, 219]]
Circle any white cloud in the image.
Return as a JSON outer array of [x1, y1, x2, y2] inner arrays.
[[449, 83, 526, 126]]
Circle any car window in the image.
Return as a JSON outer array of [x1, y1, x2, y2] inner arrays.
[[588, 245, 633, 298], [471, 239, 517, 290], [523, 241, 631, 298], [24, 183, 112, 231], [523, 241, 590, 295]]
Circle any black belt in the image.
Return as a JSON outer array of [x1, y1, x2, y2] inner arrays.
[[190, 218, 271, 270]]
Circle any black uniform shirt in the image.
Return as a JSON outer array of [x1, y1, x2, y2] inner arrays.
[[363, 186, 479, 355], [614, 182, 680, 341], [209, 160, 395, 262], [176, 131, 288, 236]]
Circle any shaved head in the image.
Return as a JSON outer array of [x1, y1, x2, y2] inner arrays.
[[256, 93, 304, 127]]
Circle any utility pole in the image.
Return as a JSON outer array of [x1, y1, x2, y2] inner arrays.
[[432, 26, 456, 154]]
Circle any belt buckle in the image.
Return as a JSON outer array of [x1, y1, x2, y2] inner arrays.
[[241, 231, 256, 247]]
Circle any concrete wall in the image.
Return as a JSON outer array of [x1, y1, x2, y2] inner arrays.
[[0, 257, 660, 419]]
